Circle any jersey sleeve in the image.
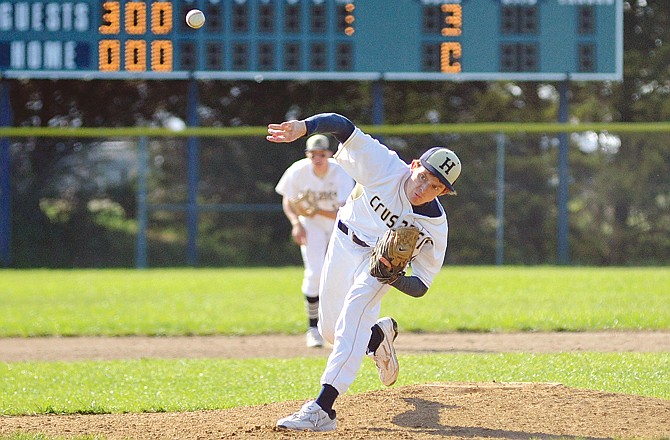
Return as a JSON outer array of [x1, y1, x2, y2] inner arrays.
[[409, 222, 448, 288], [333, 128, 406, 187], [304, 113, 355, 144]]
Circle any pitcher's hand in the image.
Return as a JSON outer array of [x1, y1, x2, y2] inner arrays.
[[267, 120, 307, 143]]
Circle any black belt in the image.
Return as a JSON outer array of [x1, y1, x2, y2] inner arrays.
[[337, 220, 369, 248]]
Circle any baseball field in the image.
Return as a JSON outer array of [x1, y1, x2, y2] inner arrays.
[[1, 266, 669, 439]]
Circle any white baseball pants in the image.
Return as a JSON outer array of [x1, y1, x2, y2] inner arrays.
[[318, 224, 391, 394]]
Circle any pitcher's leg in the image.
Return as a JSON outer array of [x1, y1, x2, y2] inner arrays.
[[317, 231, 361, 345], [320, 273, 389, 394]]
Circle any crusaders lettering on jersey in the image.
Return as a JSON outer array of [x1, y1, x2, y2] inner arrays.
[[368, 195, 433, 250], [370, 195, 400, 228]]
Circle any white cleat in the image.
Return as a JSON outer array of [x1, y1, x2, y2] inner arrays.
[[369, 317, 399, 386], [306, 327, 324, 348], [276, 400, 337, 432]]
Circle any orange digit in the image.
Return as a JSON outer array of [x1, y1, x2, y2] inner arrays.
[[125, 40, 147, 71], [441, 4, 462, 37], [99, 40, 121, 70], [125, 2, 147, 35], [151, 2, 172, 35], [151, 41, 173, 71], [99, 2, 120, 34]]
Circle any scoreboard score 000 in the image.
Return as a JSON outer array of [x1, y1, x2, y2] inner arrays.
[[0, 0, 622, 81]]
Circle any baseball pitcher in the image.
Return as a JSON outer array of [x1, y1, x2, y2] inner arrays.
[[267, 113, 461, 432]]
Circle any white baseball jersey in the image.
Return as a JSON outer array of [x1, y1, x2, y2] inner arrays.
[[275, 158, 355, 297], [318, 127, 449, 394], [334, 128, 448, 287]]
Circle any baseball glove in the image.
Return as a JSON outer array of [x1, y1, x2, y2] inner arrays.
[[289, 191, 318, 217], [369, 226, 420, 284]]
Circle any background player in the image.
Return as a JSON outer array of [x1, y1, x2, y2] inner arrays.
[[275, 135, 355, 347], [267, 113, 461, 431]]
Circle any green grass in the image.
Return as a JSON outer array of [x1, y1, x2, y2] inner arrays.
[[1, 266, 669, 419], [1, 267, 668, 336], [1, 352, 668, 416]]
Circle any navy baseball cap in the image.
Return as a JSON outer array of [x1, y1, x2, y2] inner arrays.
[[419, 147, 461, 193]]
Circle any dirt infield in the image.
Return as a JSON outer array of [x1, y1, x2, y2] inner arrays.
[[2, 332, 670, 439], [3, 331, 670, 362]]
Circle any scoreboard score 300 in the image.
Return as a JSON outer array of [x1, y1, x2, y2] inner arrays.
[[0, 0, 622, 81]]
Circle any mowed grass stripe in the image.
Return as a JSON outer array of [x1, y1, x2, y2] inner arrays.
[[1, 267, 669, 336]]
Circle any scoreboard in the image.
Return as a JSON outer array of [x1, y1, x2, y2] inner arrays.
[[0, 0, 622, 81]]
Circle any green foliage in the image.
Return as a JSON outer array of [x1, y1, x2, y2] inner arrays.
[[8, 127, 670, 267], [569, 133, 670, 264], [1, 267, 668, 337]]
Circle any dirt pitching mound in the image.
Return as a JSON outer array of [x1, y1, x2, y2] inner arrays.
[[3, 382, 669, 440]]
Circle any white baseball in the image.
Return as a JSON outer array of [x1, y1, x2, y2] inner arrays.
[[186, 9, 205, 29]]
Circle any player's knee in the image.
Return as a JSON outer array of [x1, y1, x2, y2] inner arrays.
[[318, 321, 336, 345]]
